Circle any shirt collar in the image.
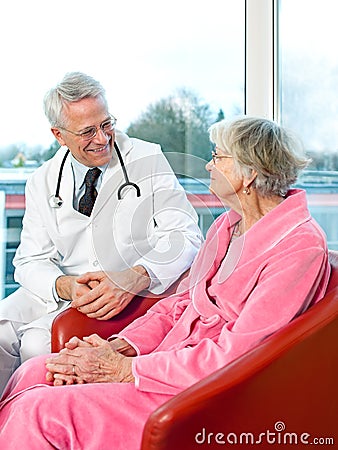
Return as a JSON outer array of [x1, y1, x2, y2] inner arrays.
[[70, 153, 108, 191]]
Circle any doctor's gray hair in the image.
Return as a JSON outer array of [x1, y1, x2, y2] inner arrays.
[[43, 72, 108, 127], [208, 116, 310, 197]]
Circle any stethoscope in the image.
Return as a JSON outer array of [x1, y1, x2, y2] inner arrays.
[[49, 142, 141, 208]]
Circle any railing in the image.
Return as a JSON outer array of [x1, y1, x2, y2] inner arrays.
[[1, 170, 338, 297], [180, 173, 338, 249]]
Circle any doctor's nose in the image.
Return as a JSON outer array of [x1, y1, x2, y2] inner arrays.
[[92, 127, 112, 144]]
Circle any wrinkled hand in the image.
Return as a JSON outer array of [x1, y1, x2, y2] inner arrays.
[[109, 338, 137, 357], [71, 266, 150, 320], [62, 335, 137, 357], [46, 334, 135, 386], [55, 275, 99, 302]]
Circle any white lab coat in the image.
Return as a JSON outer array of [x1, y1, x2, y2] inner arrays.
[[13, 131, 202, 313]]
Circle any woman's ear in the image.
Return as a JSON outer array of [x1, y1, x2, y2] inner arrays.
[[51, 128, 66, 146], [243, 169, 258, 190]]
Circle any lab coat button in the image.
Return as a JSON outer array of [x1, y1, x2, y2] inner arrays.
[[93, 260, 99, 267]]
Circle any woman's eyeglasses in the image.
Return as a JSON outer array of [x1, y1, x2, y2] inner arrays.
[[211, 150, 233, 164]]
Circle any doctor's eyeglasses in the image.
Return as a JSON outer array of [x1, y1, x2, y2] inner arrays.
[[58, 115, 117, 141]]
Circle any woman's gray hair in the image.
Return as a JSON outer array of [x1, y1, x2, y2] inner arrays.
[[209, 116, 310, 197], [43, 72, 108, 127]]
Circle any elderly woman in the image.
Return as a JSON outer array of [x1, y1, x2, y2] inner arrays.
[[0, 117, 330, 449]]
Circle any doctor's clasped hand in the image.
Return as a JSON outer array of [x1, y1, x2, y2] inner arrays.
[[68, 266, 151, 320]]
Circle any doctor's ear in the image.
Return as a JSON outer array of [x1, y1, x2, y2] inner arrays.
[[51, 127, 66, 146]]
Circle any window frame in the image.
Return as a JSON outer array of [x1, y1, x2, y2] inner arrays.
[[245, 0, 279, 120]]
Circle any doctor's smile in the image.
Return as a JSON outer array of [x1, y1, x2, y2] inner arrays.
[[87, 145, 110, 153], [84, 143, 112, 161]]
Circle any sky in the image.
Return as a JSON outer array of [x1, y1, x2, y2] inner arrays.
[[1, 0, 337, 152], [0, 0, 244, 149]]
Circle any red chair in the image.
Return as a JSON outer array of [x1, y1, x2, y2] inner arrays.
[[51, 271, 188, 352], [51, 252, 338, 449]]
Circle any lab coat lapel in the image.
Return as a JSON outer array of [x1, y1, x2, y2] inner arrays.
[[57, 152, 74, 212], [92, 130, 133, 217], [48, 147, 85, 228]]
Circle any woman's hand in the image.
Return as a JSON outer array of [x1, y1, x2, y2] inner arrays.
[[109, 338, 137, 356], [45, 334, 135, 386]]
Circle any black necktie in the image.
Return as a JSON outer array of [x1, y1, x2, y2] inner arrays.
[[78, 168, 101, 217]]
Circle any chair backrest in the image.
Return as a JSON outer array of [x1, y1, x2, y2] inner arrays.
[[327, 249, 338, 292], [141, 250, 338, 449]]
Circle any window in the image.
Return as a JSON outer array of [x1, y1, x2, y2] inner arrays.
[[0, 0, 244, 159], [2, 0, 336, 297], [279, 0, 338, 155], [279, 0, 338, 248], [0, 0, 245, 294]]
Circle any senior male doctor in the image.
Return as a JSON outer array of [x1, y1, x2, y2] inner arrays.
[[0, 72, 203, 394]]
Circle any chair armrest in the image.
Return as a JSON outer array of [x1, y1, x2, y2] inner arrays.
[[51, 270, 189, 352], [51, 294, 160, 352], [141, 287, 338, 449]]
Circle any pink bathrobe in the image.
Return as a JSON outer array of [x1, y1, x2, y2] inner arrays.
[[0, 189, 330, 449]]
